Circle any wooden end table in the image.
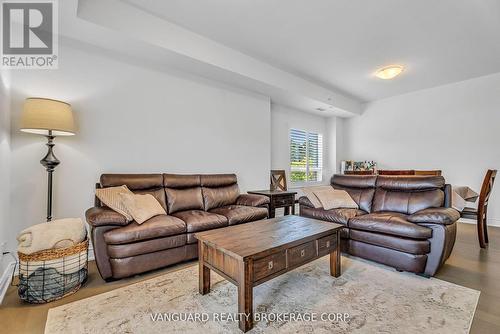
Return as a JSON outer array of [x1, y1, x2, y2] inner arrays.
[[247, 190, 297, 218], [195, 215, 342, 332]]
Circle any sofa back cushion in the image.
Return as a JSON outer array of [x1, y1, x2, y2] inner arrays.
[[372, 176, 445, 214], [163, 174, 203, 214], [331, 175, 377, 213], [201, 174, 240, 210], [100, 174, 167, 212]]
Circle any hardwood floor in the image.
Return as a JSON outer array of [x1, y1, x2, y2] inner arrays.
[[0, 221, 498, 333], [436, 222, 500, 333]]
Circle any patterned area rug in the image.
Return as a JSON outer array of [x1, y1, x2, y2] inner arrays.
[[45, 256, 479, 333]]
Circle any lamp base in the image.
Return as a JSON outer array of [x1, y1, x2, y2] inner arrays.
[[40, 133, 60, 222]]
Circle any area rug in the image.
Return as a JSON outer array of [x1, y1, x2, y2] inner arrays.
[[45, 256, 479, 334]]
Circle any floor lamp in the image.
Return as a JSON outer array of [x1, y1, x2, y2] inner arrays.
[[20, 98, 76, 222]]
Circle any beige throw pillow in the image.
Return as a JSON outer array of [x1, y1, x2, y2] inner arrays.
[[313, 188, 358, 210], [119, 193, 166, 224], [302, 186, 332, 208], [96, 185, 134, 221]]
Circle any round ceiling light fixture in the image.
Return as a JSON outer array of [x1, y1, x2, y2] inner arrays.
[[375, 65, 404, 80]]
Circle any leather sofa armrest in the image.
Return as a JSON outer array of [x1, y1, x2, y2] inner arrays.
[[298, 196, 314, 208], [236, 194, 269, 207], [85, 207, 129, 227], [408, 207, 460, 225]]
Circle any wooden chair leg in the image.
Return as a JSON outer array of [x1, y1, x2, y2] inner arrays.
[[477, 215, 487, 248], [484, 210, 489, 244]]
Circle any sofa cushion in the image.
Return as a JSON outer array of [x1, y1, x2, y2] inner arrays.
[[202, 184, 240, 210], [350, 229, 430, 255], [165, 187, 204, 214], [200, 174, 237, 187], [163, 174, 201, 188], [107, 234, 186, 258], [103, 215, 186, 245], [210, 205, 268, 225], [372, 188, 444, 215], [348, 212, 432, 239], [376, 175, 445, 191], [300, 206, 367, 225], [331, 175, 377, 213], [172, 210, 228, 233], [100, 174, 167, 211]]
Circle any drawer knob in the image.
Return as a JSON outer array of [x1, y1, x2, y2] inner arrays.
[[326, 241, 330, 248], [300, 249, 305, 257], [268, 261, 273, 270]]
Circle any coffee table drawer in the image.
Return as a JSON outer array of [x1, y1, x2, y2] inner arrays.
[[253, 251, 286, 281], [288, 240, 316, 267], [317, 233, 337, 256]]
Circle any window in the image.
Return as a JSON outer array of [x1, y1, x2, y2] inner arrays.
[[290, 129, 323, 183]]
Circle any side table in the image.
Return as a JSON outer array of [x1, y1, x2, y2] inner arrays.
[[247, 190, 297, 218]]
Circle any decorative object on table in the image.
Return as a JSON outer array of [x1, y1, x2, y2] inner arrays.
[[341, 160, 376, 174], [344, 170, 375, 175], [378, 169, 442, 176], [270, 169, 287, 191], [460, 169, 497, 248], [20, 97, 76, 222], [248, 189, 297, 218], [16, 218, 88, 303]]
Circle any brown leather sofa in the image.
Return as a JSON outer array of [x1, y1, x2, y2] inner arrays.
[[299, 175, 460, 277], [85, 174, 269, 280]]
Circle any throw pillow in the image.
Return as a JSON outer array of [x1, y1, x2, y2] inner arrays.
[[301, 186, 332, 208], [95, 185, 134, 221], [313, 188, 358, 210], [119, 193, 167, 224]]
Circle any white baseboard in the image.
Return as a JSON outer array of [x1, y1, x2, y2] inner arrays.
[[459, 217, 500, 227], [0, 256, 16, 305], [88, 247, 95, 261]]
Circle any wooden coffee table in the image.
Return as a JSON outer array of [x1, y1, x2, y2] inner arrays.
[[195, 215, 342, 332]]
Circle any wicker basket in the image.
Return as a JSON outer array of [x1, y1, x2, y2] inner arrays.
[[17, 238, 89, 304]]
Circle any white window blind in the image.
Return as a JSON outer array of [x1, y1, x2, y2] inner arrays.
[[290, 129, 323, 183]]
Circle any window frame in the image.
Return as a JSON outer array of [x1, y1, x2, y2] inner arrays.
[[289, 128, 323, 186]]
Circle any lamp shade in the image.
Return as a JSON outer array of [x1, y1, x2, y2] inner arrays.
[[20, 98, 75, 136]]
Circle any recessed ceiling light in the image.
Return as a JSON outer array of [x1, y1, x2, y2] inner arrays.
[[375, 65, 404, 80]]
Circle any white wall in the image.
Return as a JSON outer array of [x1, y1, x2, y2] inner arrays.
[[271, 104, 335, 188], [343, 73, 500, 225], [0, 72, 11, 252], [6, 42, 271, 250]]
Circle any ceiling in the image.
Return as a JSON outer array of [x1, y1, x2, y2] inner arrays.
[[124, 0, 500, 102]]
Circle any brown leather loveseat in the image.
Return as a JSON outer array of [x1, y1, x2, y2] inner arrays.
[[85, 174, 269, 280], [299, 175, 460, 277]]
